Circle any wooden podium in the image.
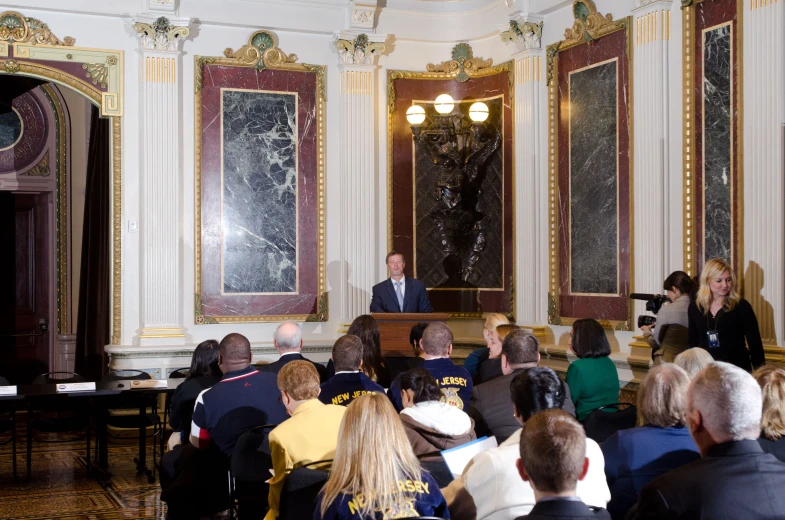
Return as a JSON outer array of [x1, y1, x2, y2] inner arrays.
[[371, 313, 450, 357]]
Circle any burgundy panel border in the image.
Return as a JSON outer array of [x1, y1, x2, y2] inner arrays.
[[554, 28, 632, 324], [691, 0, 741, 275], [389, 71, 514, 317], [197, 63, 323, 321]]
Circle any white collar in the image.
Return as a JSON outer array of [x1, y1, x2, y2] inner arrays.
[[334, 370, 361, 375], [390, 276, 406, 285], [279, 351, 301, 358]]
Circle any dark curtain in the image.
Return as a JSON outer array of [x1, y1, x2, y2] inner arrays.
[[75, 106, 110, 381]]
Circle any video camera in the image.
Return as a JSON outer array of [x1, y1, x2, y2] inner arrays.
[[630, 293, 670, 329]]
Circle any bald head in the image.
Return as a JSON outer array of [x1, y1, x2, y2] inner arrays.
[[274, 321, 303, 352], [218, 333, 252, 372]]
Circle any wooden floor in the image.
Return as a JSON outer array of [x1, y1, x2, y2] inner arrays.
[[0, 425, 168, 520]]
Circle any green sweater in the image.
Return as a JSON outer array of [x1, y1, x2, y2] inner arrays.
[[566, 356, 620, 421]]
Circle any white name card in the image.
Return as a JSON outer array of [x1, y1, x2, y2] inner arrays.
[[0, 386, 17, 396], [130, 380, 167, 389], [55, 382, 96, 393]]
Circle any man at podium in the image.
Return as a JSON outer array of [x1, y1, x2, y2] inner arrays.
[[370, 251, 433, 313]]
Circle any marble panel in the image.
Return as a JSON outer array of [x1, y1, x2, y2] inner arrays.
[[702, 24, 732, 263], [568, 61, 618, 295], [414, 97, 504, 289], [221, 89, 298, 294], [0, 107, 22, 149]]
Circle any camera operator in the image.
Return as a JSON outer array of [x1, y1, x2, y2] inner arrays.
[[641, 271, 695, 363]]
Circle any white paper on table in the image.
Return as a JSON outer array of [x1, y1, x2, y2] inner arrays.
[[440, 436, 498, 478], [0, 386, 17, 396]]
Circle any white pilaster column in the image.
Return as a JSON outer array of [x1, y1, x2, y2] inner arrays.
[[132, 15, 190, 345], [334, 32, 386, 321], [631, 1, 673, 321], [501, 18, 547, 325], [744, 0, 785, 346]]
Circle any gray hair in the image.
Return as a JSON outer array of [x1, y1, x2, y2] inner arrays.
[[674, 348, 714, 379], [274, 321, 302, 351], [689, 362, 762, 442]]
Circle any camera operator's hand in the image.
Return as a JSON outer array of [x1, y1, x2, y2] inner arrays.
[[640, 324, 655, 335]]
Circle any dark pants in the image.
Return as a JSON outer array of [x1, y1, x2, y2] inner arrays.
[[159, 443, 231, 518]]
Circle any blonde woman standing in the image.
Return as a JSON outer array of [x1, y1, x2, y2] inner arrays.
[[315, 392, 449, 519], [687, 258, 764, 372]]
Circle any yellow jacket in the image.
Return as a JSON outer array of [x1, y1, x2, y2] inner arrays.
[[265, 399, 346, 519]]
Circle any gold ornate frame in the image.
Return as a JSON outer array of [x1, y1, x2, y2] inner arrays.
[[194, 30, 327, 323], [386, 44, 516, 319], [681, 0, 744, 278], [545, 0, 633, 330], [0, 11, 124, 344]]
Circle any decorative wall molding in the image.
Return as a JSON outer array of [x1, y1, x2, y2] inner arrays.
[[426, 43, 493, 82], [0, 11, 75, 46], [561, 0, 628, 47], [23, 152, 50, 177], [500, 19, 544, 51], [350, 1, 377, 30], [334, 32, 386, 65], [132, 15, 190, 52]]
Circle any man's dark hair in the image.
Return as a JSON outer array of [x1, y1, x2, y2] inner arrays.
[[396, 368, 442, 404], [332, 334, 364, 372], [571, 318, 612, 358], [510, 367, 566, 421], [502, 330, 540, 365], [385, 250, 406, 263], [421, 322, 453, 356], [409, 322, 429, 348], [219, 333, 251, 362], [519, 409, 586, 494]]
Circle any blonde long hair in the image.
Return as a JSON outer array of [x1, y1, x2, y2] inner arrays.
[[753, 365, 785, 440], [319, 393, 422, 518], [695, 258, 740, 314]]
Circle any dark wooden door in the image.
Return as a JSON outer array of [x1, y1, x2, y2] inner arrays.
[[0, 192, 50, 383]]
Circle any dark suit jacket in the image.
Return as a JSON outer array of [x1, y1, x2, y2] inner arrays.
[[759, 435, 785, 463], [626, 440, 785, 520], [369, 277, 433, 313], [471, 367, 576, 443], [517, 499, 612, 520], [257, 353, 327, 383]]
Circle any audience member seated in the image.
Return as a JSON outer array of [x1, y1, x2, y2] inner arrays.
[[267, 361, 346, 519], [627, 362, 785, 519], [464, 313, 509, 381], [753, 365, 785, 462], [471, 330, 575, 444], [319, 335, 384, 406], [168, 339, 222, 449], [327, 315, 392, 387], [566, 319, 619, 421], [516, 410, 611, 520], [444, 367, 609, 520], [400, 322, 430, 373], [477, 324, 521, 384], [673, 347, 714, 379], [389, 322, 473, 411], [601, 364, 700, 519], [258, 321, 328, 383], [398, 368, 476, 458], [160, 333, 287, 517], [314, 393, 450, 519]]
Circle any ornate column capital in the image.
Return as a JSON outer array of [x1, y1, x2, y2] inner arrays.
[[500, 18, 544, 52], [131, 14, 191, 52], [334, 31, 387, 66]]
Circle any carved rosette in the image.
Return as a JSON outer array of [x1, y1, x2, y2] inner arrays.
[[133, 16, 189, 51], [0, 11, 75, 46], [427, 43, 493, 83], [334, 33, 385, 65], [500, 20, 544, 52]]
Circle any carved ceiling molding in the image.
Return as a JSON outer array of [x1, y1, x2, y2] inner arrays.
[[500, 19, 544, 52], [0, 11, 75, 46], [427, 43, 493, 82]]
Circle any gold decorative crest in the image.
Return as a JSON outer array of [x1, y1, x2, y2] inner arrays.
[[0, 11, 75, 46], [426, 43, 493, 82]]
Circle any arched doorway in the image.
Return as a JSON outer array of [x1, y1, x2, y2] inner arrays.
[[0, 10, 124, 382]]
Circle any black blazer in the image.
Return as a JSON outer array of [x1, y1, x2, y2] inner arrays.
[[687, 299, 764, 371], [626, 440, 785, 520], [758, 435, 785, 463], [369, 277, 433, 313], [517, 499, 611, 520], [257, 353, 327, 383]]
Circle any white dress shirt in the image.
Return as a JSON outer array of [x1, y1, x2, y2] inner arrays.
[[390, 276, 406, 299]]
